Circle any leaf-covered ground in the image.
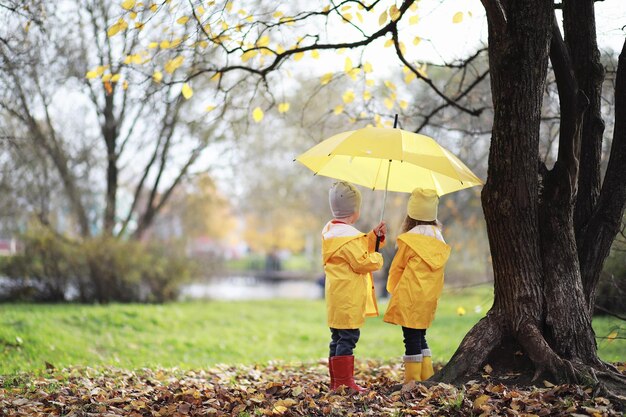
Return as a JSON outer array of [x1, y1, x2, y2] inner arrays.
[[1, 361, 624, 416]]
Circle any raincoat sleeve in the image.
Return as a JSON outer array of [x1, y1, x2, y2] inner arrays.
[[339, 239, 384, 274], [367, 231, 385, 252], [386, 242, 412, 294]]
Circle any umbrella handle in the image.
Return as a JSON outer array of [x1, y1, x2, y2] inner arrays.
[[375, 115, 397, 253]]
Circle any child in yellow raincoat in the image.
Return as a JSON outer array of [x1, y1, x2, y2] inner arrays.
[[383, 188, 451, 382], [322, 181, 386, 392]]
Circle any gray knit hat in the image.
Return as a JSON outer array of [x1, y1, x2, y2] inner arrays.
[[329, 181, 362, 218]]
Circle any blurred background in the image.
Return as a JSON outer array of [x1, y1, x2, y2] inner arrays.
[[0, 0, 622, 315]]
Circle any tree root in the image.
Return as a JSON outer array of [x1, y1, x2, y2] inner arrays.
[[431, 314, 502, 383], [516, 323, 626, 399]]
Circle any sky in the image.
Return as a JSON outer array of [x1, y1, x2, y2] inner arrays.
[[314, 0, 624, 72]]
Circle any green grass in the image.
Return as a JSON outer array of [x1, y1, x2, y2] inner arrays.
[[0, 285, 622, 375]]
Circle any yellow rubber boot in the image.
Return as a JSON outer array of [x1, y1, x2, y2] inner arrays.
[[403, 354, 422, 383], [421, 349, 434, 380]]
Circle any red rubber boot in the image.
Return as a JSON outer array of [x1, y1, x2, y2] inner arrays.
[[330, 355, 366, 393]]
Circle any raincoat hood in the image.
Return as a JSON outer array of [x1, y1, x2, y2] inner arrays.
[[398, 233, 451, 270], [322, 222, 365, 263]]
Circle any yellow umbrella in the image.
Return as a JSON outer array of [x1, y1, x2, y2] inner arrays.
[[296, 126, 483, 195], [295, 123, 483, 250]]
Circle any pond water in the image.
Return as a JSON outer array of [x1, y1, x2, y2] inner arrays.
[[179, 276, 325, 301]]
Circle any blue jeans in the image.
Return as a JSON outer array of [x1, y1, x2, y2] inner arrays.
[[402, 327, 428, 356], [329, 328, 360, 357]]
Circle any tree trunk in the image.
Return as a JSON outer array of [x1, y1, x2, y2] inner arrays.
[[102, 93, 119, 236], [434, 0, 626, 393]]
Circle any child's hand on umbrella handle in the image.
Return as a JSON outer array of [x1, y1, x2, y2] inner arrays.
[[373, 221, 387, 239]]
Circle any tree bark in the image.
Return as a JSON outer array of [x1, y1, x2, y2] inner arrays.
[[480, 0, 552, 343], [578, 40, 626, 311], [564, 0, 606, 251], [102, 92, 119, 236]]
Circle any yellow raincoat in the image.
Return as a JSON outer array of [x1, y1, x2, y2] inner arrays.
[[383, 229, 451, 329], [322, 221, 384, 329]]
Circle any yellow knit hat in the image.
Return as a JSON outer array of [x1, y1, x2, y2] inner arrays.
[[407, 188, 439, 221]]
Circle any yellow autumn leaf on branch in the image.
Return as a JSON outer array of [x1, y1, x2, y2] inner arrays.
[[384, 80, 397, 91], [333, 105, 344, 115], [378, 10, 387, 26], [177, 16, 189, 25], [342, 13, 353, 22], [344, 57, 352, 73], [181, 83, 193, 99], [384, 97, 394, 109], [356, 12, 363, 23], [164, 56, 184, 73], [252, 107, 264, 122], [320, 73, 333, 85], [153, 71, 163, 83], [409, 2, 418, 12], [205, 105, 216, 112], [413, 36, 422, 46], [107, 20, 126, 37], [363, 62, 373, 73], [342, 90, 355, 104], [121, 0, 135, 11], [273, 11, 283, 18], [196, 6, 205, 16], [399, 100, 408, 109], [366, 79, 375, 87], [452, 12, 464, 23], [311, 50, 320, 59], [150, 4, 158, 12], [293, 52, 304, 61], [278, 102, 290, 113], [130, 54, 143, 64], [241, 50, 258, 62], [85, 70, 99, 79], [347, 68, 360, 80], [410, 15, 419, 25], [257, 35, 270, 47], [456, 306, 466, 316], [384, 38, 393, 48], [363, 90, 372, 100], [101, 74, 112, 82], [389, 5, 400, 21]]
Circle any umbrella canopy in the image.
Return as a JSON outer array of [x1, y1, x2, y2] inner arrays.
[[295, 127, 482, 196]]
